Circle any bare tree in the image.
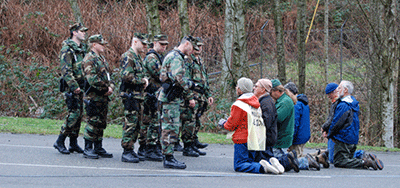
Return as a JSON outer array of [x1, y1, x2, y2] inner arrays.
[[273, 0, 286, 83], [221, 0, 248, 100], [297, 0, 306, 93], [68, 0, 83, 24], [357, 0, 397, 148], [178, 0, 189, 37], [145, 0, 161, 38]]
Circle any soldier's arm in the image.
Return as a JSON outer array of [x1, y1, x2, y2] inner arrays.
[[83, 59, 108, 93], [60, 49, 79, 92], [144, 55, 160, 80]]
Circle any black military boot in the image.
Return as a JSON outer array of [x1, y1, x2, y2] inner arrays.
[[287, 151, 300, 172], [121, 149, 139, 163], [182, 142, 199, 157], [53, 134, 70, 154], [155, 142, 163, 157], [83, 139, 99, 159], [194, 138, 208, 149], [192, 145, 206, 156], [137, 144, 146, 161], [174, 140, 184, 152], [145, 144, 163, 161], [94, 140, 113, 158], [69, 136, 84, 153], [163, 155, 186, 169]]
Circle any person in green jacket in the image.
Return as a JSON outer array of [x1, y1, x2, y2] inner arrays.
[[269, 79, 299, 172]]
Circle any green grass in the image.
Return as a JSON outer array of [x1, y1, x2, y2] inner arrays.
[[1, 116, 398, 152]]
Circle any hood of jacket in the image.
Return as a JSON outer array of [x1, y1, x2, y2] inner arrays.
[[341, 95, 359, 113], [237, 93, 260, 109], [297, 94, 309, 105]]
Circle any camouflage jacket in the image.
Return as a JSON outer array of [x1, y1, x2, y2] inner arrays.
[[82, 51, 114, 102], [143, 49, 163, 93], [158, 48, 194, 102], [119, 48, 147, 99], [59, 38, 88, 92], [189, 54, 212, 100]]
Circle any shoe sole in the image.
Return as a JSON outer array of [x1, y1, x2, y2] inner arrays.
[[83, 155, 99, 159], [369, 154, 384, 170], [287, 154, 300, 172], [145, 157, 163, 162], [269, 157, 285, 174], [121, 158, 139, 163], [163, 165, 187, 169], [53, 145, 70, 154], [260, 160, 279, 174]]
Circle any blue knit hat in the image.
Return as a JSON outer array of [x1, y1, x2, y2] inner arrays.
[[325, 83, 338, 94]]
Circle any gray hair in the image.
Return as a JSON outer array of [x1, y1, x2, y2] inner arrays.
[[341, 80, 354, 94]]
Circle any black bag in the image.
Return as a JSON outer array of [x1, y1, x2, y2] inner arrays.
[[65, 92, 78, 111], [59, 78, 68, 92]]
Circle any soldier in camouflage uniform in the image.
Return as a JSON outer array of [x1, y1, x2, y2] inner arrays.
[[158, 35, 199, 169], [54, 23, 88, 155], [81, 34, 114, 159], [180, 37, 214, 157], [119, 33, 150, 163], [142, 34, 169, 161]]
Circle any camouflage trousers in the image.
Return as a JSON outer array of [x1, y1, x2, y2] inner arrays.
[[142, 95, 160, 146], [84, 100, 108, 142], [180, 103, 196, 144], [121, 99, 143, 150], [160, 101, 181, 155], [61, 92, 83, 137]]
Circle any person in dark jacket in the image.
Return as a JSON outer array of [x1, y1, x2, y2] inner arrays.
[[253, 79, 284, 174], [323, 80, 383, 170], [285, 82, 319, 171]]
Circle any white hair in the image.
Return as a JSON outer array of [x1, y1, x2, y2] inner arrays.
[[341, 80, 354, 94]]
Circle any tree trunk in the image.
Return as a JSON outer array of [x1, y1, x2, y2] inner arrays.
[[231, 0, 248, 80], [178, 0, 189, 37], [297, 0, 306, 94], [221, 0, 235, 100], [145, 0, 161, 38], [273, 0, 286, 83], [323, 0, 330, 115], [68, 0, 83, 24], [381, 0, 396, 148]]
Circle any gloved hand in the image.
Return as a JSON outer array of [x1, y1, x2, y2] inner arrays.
[[218, 118, 227, 128]]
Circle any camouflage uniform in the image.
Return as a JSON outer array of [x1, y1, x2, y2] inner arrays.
[[59, 38, 88, 137], [143, 49, 164, 146], [82, 51, 114, 142], [119, 47, 147, 151], [190, 54, 212, 140], [158, 48, 195, 155]]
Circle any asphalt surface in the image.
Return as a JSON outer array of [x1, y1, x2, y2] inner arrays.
[[0, 133, 399, 188]]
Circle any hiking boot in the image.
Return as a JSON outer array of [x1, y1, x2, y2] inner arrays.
[[121, 149, 139, 163], [287, 151, 300, 172], [163, 155, 186, 169], [306, 153, 320, 171], [137, 144, 146, 161], [194, 139, 208, 149], [369, 153, 384, 170], [145, 145, 163, 162], [182, 142, 199, 157], [363, 157, 378, 170], [94, 140, 113, 158], [192, 145, 206, 156], [174, 141, 184, 152], [269, 157, 284, 174], [315, 152, 330, 168], [83, 139, 99, 159], [260, 159, 279, 174], [53, 134, 70, 154], [69, 136, 83, 153]]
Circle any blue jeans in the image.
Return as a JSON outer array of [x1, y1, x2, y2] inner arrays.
[[273, 148, 292, 172], [234, 143, 263, 174]]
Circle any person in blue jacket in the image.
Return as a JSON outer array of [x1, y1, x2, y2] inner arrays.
[[323, 80, 383, 170], [284, 82, 319, 170]]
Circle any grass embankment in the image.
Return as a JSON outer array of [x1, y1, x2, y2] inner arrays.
[[1, 116, 398, 152]]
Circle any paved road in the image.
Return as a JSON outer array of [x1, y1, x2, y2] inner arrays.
[[0, 133, 399, 188]]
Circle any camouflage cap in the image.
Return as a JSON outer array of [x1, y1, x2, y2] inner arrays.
[[196, 37, 204, 46], [88, 34, 108, 45], [154, 34, 169, 44], [69, 23, 88, 32], [134, 32, 149, 45], [183, 35, 199, 51]]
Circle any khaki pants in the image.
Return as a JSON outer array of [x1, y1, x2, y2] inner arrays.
[[289, 144, 306, 158]]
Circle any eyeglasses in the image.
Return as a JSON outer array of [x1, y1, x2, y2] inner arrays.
[[253, 85, 261, 88], [160, 43, 168, 46]]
